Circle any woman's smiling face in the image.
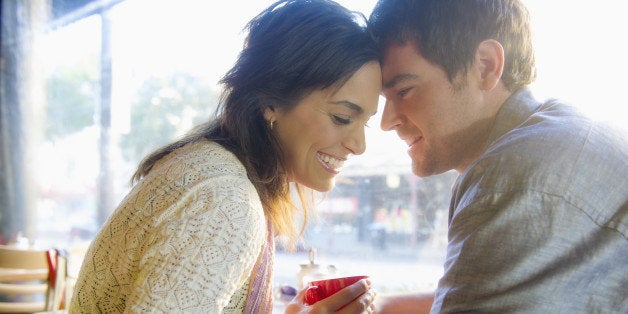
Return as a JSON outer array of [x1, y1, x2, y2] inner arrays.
[[267, 61, 381, 192]]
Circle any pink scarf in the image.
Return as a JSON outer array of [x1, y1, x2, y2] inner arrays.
[[244, 220, 275, 313]]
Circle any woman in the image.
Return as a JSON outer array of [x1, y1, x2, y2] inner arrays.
[[70, 0, 381, 313]]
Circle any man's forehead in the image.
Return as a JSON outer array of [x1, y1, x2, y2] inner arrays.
[[383, 73, 419, 90], [381, 44, 422, 88]]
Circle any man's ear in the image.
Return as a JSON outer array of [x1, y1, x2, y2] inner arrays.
[[475, 39, 504, 91]]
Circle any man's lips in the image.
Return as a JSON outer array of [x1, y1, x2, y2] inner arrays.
[[402, 136, 422, 147], [402, 136, 424, 156]]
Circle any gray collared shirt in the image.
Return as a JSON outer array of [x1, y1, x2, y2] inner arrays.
[[432, 88, 628, 313]]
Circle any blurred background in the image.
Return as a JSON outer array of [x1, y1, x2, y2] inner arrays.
[[1, 0, 627, 309]]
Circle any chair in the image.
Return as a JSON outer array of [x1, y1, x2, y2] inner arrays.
[[0, 245, 67, 313]]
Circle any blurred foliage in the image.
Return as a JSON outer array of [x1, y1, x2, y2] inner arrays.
[[120, 72, 220, 163], [45, 65, 98, 140], [45, 68, 219, 165]]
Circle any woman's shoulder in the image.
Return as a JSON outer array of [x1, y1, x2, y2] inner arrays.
[[128, 139, 263, 224], [155, 139, 248, 180]]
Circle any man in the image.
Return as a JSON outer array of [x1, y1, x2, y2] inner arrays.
[[368, 0, 627, 313]]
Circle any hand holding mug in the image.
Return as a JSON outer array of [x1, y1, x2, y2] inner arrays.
[[305, 275, 369, 305], [284, 276, 375, 313]]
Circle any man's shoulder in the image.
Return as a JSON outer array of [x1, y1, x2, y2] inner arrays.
[[457, 100, 627, 234], [486, 99, 625, 169]]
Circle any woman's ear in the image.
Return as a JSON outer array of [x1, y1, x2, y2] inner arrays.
[[475, 39, 504, 91], [263, 106, 275, 123]]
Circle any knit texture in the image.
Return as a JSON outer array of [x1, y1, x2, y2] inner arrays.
[[70, 140, 267, 313]]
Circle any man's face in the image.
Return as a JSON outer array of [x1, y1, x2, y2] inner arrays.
[[380, 43, 490, 177]]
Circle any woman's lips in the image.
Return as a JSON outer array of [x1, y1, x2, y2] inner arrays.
[[316, 152, 345, 174]]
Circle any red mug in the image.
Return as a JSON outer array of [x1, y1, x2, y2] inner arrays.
[[304, 275, 369, 305]]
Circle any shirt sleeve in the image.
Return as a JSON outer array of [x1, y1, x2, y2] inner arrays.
[[123, 176, 266, 313]]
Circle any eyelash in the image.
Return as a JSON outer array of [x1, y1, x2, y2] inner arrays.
[[330, 114, 371, 128], [330, 114, 352, 125], [397, 87, 412, 98]]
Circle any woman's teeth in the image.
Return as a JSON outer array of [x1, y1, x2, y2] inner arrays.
[[318, 153, 343, 170]]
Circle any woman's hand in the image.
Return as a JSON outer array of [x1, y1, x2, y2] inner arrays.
[[284, 278, 375, 314]]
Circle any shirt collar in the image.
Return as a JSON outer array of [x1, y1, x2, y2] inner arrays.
[[485, 88, 543, 146]]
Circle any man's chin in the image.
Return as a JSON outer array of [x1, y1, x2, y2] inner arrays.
[[412, 161, 444, 178]]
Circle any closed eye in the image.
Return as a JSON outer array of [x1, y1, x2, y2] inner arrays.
[[331, 114, 352, 125], [397, 87, 413, 98]]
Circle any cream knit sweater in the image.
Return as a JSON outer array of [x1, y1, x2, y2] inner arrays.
[[70, 140, 267, 313]]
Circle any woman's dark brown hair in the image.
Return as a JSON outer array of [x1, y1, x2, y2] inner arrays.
[[131, 0, 379, 244]]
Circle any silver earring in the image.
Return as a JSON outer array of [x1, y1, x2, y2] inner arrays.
[[270, 120, 275, 129]]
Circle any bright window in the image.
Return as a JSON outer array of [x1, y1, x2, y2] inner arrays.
[[3, 0, 626, 311]]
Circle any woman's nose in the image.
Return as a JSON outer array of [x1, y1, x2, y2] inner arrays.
[[343, 126, 367, 155]]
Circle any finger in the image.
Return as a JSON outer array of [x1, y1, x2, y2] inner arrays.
[[336, 289, 376, 314], [366, 303, 376, 314], [317, 279, 371, 312], [283, 288, 309, 314], [292, 286, 307, 302]]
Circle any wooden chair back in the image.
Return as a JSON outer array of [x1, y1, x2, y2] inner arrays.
[[0, 245, 67, 313]]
